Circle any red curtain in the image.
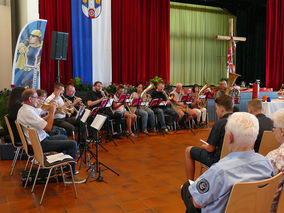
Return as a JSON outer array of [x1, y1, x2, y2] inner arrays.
[[266, 0, 284, 90], [112, 0, 170, 85], [39, 0, 73, 93]]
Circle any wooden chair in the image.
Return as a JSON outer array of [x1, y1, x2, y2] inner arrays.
[[194, 138, 229, 180], [225, 172, 283, 213], [27, 128, 77, 205], [4, 115, 23, 176], [15, 121, 35, 188], [276, 182, 284, 213], [259, 131, 280, 156]]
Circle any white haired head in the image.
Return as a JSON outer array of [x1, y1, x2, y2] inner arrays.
[[271, 108, 284, 128], [225, 112, 259, 151]]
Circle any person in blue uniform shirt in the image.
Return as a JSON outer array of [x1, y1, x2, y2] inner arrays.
[[181, 112, 274, 213]]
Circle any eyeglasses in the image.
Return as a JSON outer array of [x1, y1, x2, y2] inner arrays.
[[31, 96, 38, 99]]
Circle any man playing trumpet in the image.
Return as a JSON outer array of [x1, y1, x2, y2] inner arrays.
[[45, 83, 76, 138]]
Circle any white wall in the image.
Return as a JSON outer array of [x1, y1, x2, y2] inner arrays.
[[0, 0, 39, 90], [0, 1, 12, 90]]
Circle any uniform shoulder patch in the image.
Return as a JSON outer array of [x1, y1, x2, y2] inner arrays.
[[196, 178, 210, 194]]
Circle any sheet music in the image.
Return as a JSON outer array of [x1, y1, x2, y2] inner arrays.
[[141, 102, 148, 106], [91, 114, 107, 131], [81, 109, 91, 123], [106, 99, 113, 107], [46, 153, 73, 163]]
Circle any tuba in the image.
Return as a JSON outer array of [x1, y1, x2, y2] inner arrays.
[[197, 82, 210, 108], [141, 83, 155, 99], [225, 73, 240, 95]]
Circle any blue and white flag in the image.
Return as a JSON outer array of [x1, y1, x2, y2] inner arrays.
[[12, 19, 47, 89], [71, 0, 112, 85]]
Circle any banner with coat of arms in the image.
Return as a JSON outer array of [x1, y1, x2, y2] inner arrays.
[[71, 0, 112, 85]]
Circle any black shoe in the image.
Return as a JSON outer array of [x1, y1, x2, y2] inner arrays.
[[113, 134, 123, 139]]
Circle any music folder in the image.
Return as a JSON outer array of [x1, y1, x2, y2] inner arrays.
[[100, 99, 108, 108], [91, 114, 107, 131], [89, 107, 99, 117], [131, 98, 142, 107], [150, 99, 165, 107], [180, 95, 192, 102], [117, 94, 126, 103]]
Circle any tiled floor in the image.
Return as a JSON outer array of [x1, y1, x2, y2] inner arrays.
[[0, 128, 211, 213]]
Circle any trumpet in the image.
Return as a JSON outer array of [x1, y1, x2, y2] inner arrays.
[[61, 95, 78, 115]]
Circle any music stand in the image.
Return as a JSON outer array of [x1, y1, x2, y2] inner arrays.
[[77, 109, 98, 170], [85, 114, 120, 183]]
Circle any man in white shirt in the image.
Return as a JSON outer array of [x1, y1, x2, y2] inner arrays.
[[45, 83, 76, 137], [17, 89, 85, 183]]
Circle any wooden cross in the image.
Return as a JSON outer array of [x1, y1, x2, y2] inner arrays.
[[216, 18, 246, 50], [217, 18, 246, 77]]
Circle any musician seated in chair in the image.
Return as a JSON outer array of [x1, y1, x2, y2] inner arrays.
[[130, 83, 156, 135], [184, 95, 233, 180], [86, 81, 122, 140], [45, 83, 76, 138], [170, 83, 196, 128], [36, 89, 67, 137], [181, 112, 274, 213], [17, 89, 85, 183], [191, 84, 207, 127], [113, 85, 137, 137], [150, 82, 179, 134]]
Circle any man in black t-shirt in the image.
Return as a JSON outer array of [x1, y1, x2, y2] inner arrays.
[[86, 81, 122, 139], [151, 82, 179, 134], [248, 99, 273, 152], [184, 95, 234, 180]]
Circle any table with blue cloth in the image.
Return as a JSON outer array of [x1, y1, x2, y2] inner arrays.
[[207, 91, 279, 122]]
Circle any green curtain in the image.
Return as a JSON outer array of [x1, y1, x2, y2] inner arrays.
[[170, 2, 235, 86]]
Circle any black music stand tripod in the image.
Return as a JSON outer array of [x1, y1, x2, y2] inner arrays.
[[85, 114, 120, 183]]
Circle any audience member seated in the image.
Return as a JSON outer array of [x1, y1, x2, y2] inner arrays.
[[130, 83, 156, 135], [266, 108, 284, 212], [248, 99, 273, 152], [150, 82, 179, 133], [7, 87, 25, 145], [181, 112, 275, 213], [191, 84, 207, 127], [185, 95, 233, 180], [17, 89, 85, 183]]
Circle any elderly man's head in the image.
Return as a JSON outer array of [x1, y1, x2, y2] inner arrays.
[[225, 112, 259, 152], [271, 109, 284, 144]]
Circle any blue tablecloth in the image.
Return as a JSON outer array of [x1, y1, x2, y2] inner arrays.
[[207, 92, 279, 122]]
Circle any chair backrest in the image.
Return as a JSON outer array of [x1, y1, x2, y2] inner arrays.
[[277, 181, 284, 213], [225, 172, 283, 213], [4, 115, 17, 147], [27, 128, 44, 166], [259, 131, 280, 156], [220, 138, 230, 159], [15, 121, 32, 157]]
